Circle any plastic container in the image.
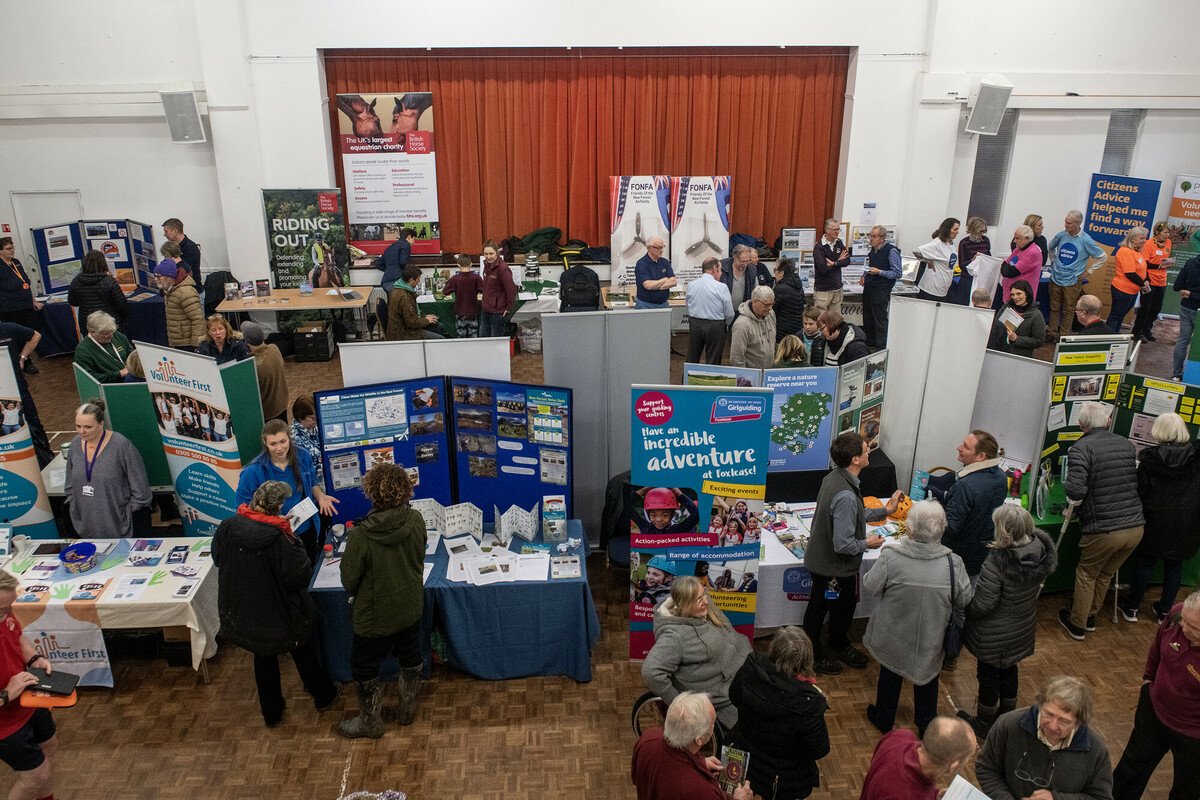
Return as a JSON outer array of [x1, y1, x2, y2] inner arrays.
[[60, 542, 98, 574]]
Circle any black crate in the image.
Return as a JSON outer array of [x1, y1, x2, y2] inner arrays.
[[294, 323, 335, 361]]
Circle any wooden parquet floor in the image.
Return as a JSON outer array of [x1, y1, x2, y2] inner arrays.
[[14, 329, 1186, 799]]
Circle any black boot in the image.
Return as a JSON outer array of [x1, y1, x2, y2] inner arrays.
[[958, 701, 999, 739], [396, 665, 423, 726], [336, 679, 384, 739], [998, 696, 1017, 715]]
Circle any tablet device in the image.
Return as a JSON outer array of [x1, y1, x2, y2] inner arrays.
[[27, 667, 80, 696], [33, 543, 64, 556]]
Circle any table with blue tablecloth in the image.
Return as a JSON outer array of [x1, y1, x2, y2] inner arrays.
[[311, 519, 600, 683], [36, 292, 169, 356]]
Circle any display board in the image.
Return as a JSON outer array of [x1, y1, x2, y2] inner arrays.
[[261, 189, 348, 289], [124, 220, 157, 289], [1165, 173, 1200, 317], [447, 377, 573, 522], [610, 176, 672, 292], [0, 353, 55, 537], [970, 350, 1053, 472], [669, 177, 731, 285], [628, 384, 771, 659], [315, 377, 454, 522], [136, 344, 263, 536], [1112, 373, 1200, 455], [81, 219, 152, 287], [682, 363, 762, 387], [762, 366, 838, 472], [335, 91, 440, 256], [832, 350, 888, 447], [1033, 334, 1132, 511], [73, 364, 171, 487], [30, 223, 84, 294]]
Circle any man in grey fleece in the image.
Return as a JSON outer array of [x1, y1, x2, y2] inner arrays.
[[803, 432, 902, 675]]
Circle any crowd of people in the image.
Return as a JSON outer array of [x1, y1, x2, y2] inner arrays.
[[633, 426, 1200, 799]]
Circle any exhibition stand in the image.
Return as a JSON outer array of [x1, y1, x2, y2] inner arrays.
[[338, 338, 511, 387], [311, 521, 598, 682], [30, 219, 158, 295], [417, 279, 559, 337], [37, 290, 169, 357]]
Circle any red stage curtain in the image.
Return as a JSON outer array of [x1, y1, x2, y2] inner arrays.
[[325, 48, 849, 253]]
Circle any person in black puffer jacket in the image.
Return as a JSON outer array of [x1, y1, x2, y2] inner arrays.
[[1120, 412, 1200, 622], [959, 505, 1057, 737], [816, 308, 870, 366], [729, 626, 830, 800], [68, 250, 129, 332], [212, 480, 337, 727], [772, 258, 807, 342], [1061, 401, 1144, 639]]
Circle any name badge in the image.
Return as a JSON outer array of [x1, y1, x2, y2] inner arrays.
[[82, 485, 95, 497]]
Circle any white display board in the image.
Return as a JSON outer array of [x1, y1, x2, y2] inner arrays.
[[339, 338, 511, 388], [970, 350, 1052, 471], [880, 298, 992, 488]]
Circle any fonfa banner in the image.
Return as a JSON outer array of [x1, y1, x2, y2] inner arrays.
[[0, 353, 55, 537], [628, 385, 770, 659], [610, 176, 672, 292], [137, 344, 241, 536], [670, 177, 732, 286]]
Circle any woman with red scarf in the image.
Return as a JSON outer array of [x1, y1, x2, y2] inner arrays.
[[212, 481, 337, 727]]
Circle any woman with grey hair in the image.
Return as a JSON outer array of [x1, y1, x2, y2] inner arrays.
[[729, 626, 830, 799], [71, 311, 135, 384], [862, 499, 973, 735], [959, 504, 1057, 736], [68, 249, 128, 334], [1121, 412, 1200, 623], [213, 479, 337, 727], [1107, 224, 1150, 332]]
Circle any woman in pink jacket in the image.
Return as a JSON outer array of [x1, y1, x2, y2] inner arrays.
[[1000, 225, 1044, 303]]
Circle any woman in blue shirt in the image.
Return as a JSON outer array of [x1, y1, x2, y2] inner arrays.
[[236, 418, 338, 562]]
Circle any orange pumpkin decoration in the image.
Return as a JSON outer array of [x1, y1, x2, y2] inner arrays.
[[862, 496, 889, 527], [889, 494, 913, 522]]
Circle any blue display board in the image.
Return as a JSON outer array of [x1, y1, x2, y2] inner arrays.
[[31, 223, 85, 294], [448, 377, 573, 522], [125, 219, 158, 289], [315, 377, 454, 523]]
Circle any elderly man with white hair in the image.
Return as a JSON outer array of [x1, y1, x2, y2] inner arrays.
[[630, 691, 752, 800], [1001, 224, 1044, 304], [633, 236, 676, 309], [1060, 401, 1144, 640], [862, 499, 973, 736], [729, 285, 776, 369], [1047, 210, 1108, 338]]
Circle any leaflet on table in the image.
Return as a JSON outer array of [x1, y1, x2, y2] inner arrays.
[[422, 562, 433, 585], [542, 494, 567, 542], [412, 499, 483, 540], [550, 555, 581, 580], [494, 502, 539, 542]]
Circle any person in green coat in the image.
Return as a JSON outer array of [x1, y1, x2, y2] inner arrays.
[[337, 463, 427, 739], [72, 311, 134, 383]]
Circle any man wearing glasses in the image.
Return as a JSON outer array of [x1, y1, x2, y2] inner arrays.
[[634, 237, 677, 309], [729, 286, 776, 369], [976, 675, 1113, 800]]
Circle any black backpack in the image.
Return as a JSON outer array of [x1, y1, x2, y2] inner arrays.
[[559, 265, 600, 312]]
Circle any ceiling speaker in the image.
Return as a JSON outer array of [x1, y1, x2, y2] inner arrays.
[[160, 90, 207, 144], [964, 77, 1012, 136]]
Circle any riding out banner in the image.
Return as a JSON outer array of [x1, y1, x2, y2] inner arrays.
[[628, 385, 771, 659], [335, 92, 441, 256], [610, 176, 672, 292], [260, 189, 348, 290], [136, 344, 243, 537], [0, 355, 55, 538], [669, 177, 732, 287]]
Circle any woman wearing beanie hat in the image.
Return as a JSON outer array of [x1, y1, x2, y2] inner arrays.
[[154, 255, 204, 351]]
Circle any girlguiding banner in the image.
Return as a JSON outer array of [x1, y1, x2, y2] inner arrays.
[[610, 176, 672, 292], [0, 357, 55, 538], [670, 177, 732, 286], [629, 385, 771, 659], [136, 344, 242, 536]]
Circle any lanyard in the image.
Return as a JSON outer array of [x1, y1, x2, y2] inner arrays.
[[91, 336, 123, 366], [83, 431, 107, 484], [3, 259, 28, 290]]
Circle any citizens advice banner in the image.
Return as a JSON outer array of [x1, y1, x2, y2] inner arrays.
[[335, 92, 441, 256], [629, 385, 771, 659]]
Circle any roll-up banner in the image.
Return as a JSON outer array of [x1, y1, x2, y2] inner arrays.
[[261, 189, 349, 289], [0, 355, 55, 537], [610, 176, 672, 292], [670, 177, 732, 287]]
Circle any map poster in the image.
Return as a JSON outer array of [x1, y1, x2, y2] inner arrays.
[[763, 367, 838, 472], [335, 92, 440, 256], [628, 385, 771, 658]]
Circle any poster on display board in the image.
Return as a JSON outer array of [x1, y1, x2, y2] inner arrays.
[[137, 344, 256, 536], [261, 189, 349, 289], [780, 227, 817, 290], [1034, 335, 1132, 509], [0, 357, 56, 538], [314, 377, 454, 523], [628, 385, 771, 658], [1083, 173, 1162, 249], [850, 225, 895, 258], [1112, 374, 1200, 456], [1163, 174, 1200, 316], [833, 351, 888, 449], [335, 92, 440, 256], [670, 177, 731, 286], [762, 367, 838, 472], [682, 363, 762, 388], [449, 377, 573, 523], [30, 223, 84, 294], [610, 176, 672, 292]]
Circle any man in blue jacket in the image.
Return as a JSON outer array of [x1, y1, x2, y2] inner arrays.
[[942, 430, 1009, 580]]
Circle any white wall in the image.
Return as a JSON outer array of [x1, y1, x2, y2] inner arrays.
[[3, 0, 1199, 282]]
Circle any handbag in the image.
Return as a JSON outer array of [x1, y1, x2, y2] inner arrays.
[[943, 554, 966, 659]]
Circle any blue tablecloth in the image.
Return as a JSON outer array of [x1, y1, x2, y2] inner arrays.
[[36, 294, 169, 357], [312, 519, 600, 683]]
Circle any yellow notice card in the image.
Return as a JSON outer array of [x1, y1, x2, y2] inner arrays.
[[702, 480, 765, 500]]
